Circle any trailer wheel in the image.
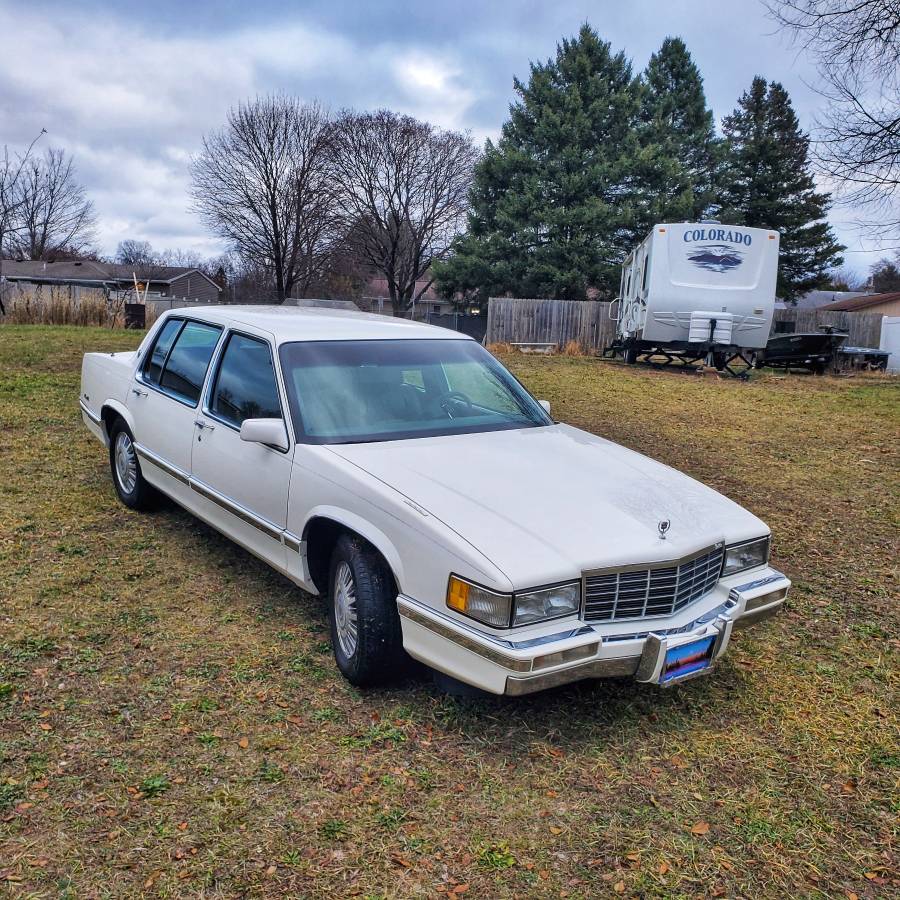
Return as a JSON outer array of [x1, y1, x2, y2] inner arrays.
[[623, 347, 638, 365]]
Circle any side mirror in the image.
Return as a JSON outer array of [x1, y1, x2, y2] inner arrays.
[[239, 418, 289, 451], [538, 399, 551, 415]]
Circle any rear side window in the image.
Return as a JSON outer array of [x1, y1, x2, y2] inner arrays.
[[157, 321, 222, 404], [209, 333, 282, 427], [143, 318, 182, 385]]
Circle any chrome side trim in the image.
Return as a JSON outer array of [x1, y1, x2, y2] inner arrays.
[[134, 444, 288, 546], [189, 478, 282, 542], [505, 656, 640, 695], [134, 443, 190, 485], [79, 399, 102, 425], [398, 601, 532, 672]]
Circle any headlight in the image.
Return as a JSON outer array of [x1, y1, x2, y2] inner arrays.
[[446, 576, 511, 628], [512, 582, 581, 626], [722, 537, 770, 577], [446, 576, 581, 628]]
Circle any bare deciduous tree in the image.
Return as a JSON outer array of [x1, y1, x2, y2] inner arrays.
[[328, 110, 478, 316], [10, 148, 97, 260], [767, 1, 900, 241], [190, 95, 336, 303], [0, 130, 46, 315], [115, 239, 157, 268]]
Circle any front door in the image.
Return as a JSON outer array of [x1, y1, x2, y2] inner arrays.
[[128, 317, 223, 501], [190, 329, 293, 572]]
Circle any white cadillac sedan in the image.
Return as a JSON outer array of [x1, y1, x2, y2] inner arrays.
[[80, 306, 790, 695]]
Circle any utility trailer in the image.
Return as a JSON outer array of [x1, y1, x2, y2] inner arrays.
[[605, 222, 780, 376]]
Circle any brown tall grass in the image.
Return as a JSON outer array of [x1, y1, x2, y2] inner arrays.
[[0, 285, 122, 327], [561, 339, 586, 356], [144, 303, 159, 329]]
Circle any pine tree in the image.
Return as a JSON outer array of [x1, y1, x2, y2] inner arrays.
[[434, 25, 649, 301], [720, 77, 844, 302], [639, 37, 719, 221]]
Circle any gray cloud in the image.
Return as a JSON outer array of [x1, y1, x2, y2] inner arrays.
[[0, 0, 883, 273]]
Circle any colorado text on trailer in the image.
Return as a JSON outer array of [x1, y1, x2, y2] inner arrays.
[[609, 222, 780, 374]]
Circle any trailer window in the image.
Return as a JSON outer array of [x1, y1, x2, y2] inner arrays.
[[641, 256, 649, 292]]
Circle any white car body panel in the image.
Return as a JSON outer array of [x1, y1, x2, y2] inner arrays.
[[81, 305, 790, 695], [328, 424, 767, 590]]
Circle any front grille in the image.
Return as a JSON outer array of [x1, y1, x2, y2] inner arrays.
[[583, 544, 725, 623]]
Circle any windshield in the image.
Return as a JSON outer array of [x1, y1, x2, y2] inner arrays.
[[279, 339, 553, 444]]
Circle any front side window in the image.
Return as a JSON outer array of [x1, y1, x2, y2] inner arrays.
[[157, 321, 222, 404], [209, 333, 282, 427], [279, 339, 552, 444]]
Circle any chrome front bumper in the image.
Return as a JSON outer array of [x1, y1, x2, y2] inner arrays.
[[397, 569, 790, 696]]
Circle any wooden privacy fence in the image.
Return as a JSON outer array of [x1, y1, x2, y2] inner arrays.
[[486, 298, 617, 349], [486, 297, 885, 350]]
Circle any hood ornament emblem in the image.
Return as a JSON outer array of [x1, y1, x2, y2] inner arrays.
[[658, 519, 671, 540]]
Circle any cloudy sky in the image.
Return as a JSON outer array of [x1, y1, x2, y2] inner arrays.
[[0, 0, 884, 275]]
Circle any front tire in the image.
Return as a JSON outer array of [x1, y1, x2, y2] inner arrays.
[[109, 421, 156, 510], [328, 534, 406, 687]]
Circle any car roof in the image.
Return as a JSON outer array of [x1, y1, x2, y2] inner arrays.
[[163, 305, 470, 344]]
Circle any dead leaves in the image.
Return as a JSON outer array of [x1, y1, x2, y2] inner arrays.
[[690, 821, 711, 836]]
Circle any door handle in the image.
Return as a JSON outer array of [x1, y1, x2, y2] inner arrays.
[[131, 388, 148, 397], [194, 420, 215, 431]]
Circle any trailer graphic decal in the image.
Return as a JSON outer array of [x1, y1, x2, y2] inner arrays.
[[687, 244, 745, 273]]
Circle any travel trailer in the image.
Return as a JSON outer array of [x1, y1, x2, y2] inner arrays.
[[610, 222, 780, 370]]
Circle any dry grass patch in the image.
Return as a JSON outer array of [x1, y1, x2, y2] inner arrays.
[[1, 327, 897, 898]]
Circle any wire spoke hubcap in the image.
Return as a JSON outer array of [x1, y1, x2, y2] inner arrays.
[[114, 432, 137, 495], [334, 561, 359, 658]]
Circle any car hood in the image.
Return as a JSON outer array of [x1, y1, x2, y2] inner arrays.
[[327, 424, 767, 588]]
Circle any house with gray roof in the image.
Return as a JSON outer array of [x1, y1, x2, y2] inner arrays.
[[775, 289, 867, 310], [0, 258, 222, 303]]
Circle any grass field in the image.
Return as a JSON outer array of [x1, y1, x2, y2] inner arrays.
[[1, 325, 897, 899]]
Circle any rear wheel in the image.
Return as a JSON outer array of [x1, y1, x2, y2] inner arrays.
[[623, 346, 638, 365], [328, 534, 407, 686], [108, 421, 156, 510]]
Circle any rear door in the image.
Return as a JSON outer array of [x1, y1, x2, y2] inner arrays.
[[189, 328, 293, 572], [128, 317, 222, 499]]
